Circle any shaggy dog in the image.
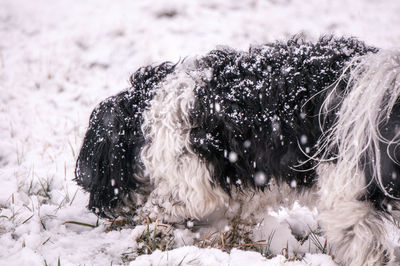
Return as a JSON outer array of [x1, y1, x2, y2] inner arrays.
[[75, 36, 400, 265]]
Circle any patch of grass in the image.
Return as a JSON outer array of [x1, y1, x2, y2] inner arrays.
[[136, 218, 175, 255], [16, 142, 25, 166], [113, 215, 335, 264], [260, 229, 276, 258], [105, 218, 134, 232], [37, 177, 53, 202], [307, 227, 333, 258], [177, 254, 200, 266], [22, 175, 54, 205], [280, 240, 304, 261], [194, 217, 274, 257], [192, 218, 335, 263], [121, 218, 175, 263]]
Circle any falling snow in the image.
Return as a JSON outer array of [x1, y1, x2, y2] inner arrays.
[[1, 0, 400, 265]]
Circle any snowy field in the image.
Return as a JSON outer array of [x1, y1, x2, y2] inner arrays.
[[1, 0, 400, 265]]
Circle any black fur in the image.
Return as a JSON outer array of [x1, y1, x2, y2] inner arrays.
[[190, 37, 377, 193], [367, 103, 400, 203], [75, 62, 176, 217]]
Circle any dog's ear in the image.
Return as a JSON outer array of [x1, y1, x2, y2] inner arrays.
[[75, 92, 145, 217], [75, 62, 176, 218]]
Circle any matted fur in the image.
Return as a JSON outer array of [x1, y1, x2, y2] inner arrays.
[[75, 37, 400, 265]]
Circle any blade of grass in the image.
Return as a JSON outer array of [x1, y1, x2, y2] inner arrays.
[[63, 220, 97, 228], [22, 214, 34, 224]]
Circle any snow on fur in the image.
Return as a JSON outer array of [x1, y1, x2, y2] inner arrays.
[[1, 0, 400, 265]]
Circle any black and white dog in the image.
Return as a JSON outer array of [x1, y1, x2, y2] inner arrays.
[[75, 36, 400, 265]]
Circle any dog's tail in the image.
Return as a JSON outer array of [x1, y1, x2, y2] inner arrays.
[[321, 48, 400, 200], [75, 63, 176, 218]]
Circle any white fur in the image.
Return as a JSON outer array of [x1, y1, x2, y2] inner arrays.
[[317, 49, 400, 265], [322, 49, 400, 198], [317, 163, 391, 266], [140, 60, 229, 221]]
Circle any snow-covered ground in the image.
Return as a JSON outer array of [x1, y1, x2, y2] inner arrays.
[[1, 0, 400, 265]]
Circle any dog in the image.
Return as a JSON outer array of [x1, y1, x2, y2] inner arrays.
[[75, 36, 400, 265]]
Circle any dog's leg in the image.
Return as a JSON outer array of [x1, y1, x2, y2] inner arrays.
[[317, 49, 400, 265], [317, 163, 393, 266], [141, 68, 229, 222]]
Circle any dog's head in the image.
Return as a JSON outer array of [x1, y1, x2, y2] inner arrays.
[[75, 92, 147, 217]]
